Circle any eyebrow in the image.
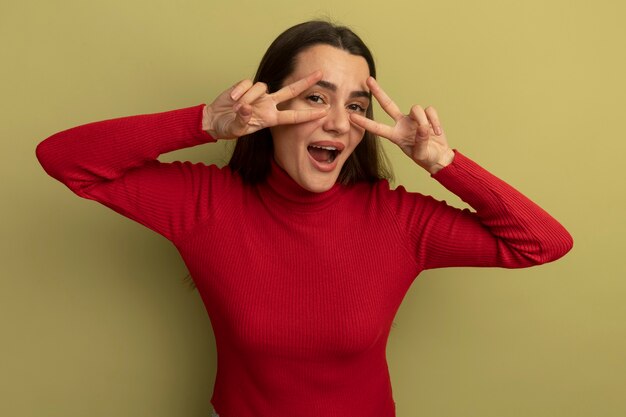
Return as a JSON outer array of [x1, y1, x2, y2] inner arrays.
[[316, 80, 371, 100]]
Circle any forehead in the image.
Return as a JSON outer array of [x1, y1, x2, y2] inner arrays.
[[289, 44, 370, 86]]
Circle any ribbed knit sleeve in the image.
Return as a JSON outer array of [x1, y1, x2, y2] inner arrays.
[[36, 104, 224, 242], [384, 150, 573, 270]]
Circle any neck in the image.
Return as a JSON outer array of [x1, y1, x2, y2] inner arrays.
[[261, 159, 342, 212]]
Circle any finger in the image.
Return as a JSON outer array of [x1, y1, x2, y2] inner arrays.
[[349, 113, 398, 143], [409, 105, 431, 138], [231, 103, 253, 132], [425, 106, 443, 136], [237, 103, 253, 119], [272, 70, 323, 103], [230, 79, 253, 101], [237, 81, 269, 105], [275, 107, 328, 125], [367, 77, 404, 122]]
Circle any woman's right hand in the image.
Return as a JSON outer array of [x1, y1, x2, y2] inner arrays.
[[203, 70, 327, 140]]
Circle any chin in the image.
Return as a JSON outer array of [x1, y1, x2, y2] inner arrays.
[[300, 177, 337, 193], [306, 183, 334, 193], [298, 169, 341, 193], [278, 153, 348, 193]]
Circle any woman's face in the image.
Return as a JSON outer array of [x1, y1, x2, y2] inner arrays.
[[270, 44, 371, 193]]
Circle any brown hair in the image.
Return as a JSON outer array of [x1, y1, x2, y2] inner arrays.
[[228, 20, 392, 185]]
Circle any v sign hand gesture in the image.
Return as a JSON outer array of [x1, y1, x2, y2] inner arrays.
[[350, 77, 455, 175], [204, 71, 328, 140]]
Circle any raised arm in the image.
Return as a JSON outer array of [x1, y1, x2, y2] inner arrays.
[[36, 72, 329, 242], [36, 105, 214, 193], [36, 104, 224, 242], [352, 77, 573, 269], [36, 70, 327, 192]]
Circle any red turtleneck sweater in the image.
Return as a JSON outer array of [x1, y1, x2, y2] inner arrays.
[[36, 104, 572, 417]]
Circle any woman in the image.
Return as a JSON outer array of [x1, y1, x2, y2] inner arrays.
[[36, 20, 572, 417]]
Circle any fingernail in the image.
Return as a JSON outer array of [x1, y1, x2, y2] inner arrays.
[[231, 89, 241, 101], [233, 103, 242, 112], [435, 126, 442, 135]]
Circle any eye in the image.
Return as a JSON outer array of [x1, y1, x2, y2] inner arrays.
[[347, 103, 367, 113], [306, 94, 326, 105]]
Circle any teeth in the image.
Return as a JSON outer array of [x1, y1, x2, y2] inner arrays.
[[310, 145, 337, 151]]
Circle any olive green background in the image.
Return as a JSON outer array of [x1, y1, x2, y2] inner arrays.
[[2, 0, 624, 416]]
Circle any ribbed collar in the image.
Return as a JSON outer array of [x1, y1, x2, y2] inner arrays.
[[260, 159, 343, 212]]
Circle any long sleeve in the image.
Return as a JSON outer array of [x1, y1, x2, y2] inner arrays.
[[384, 150, 573, 270], [36, 104, 224, 242]]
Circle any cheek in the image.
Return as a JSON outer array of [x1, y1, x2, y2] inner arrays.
[[345, 126, 366, 155], [351, 125, 366, 145], [271, 123, 314, 156], [281, 119, 324, 143]]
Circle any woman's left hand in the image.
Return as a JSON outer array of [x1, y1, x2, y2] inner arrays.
[[350, 77, 455, 175]]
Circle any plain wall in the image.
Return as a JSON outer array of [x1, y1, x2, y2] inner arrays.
[[1, 0, 624, 416]]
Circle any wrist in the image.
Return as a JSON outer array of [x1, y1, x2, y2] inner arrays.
[[427, 149, 455, 175], [202, 104, 217, 138]]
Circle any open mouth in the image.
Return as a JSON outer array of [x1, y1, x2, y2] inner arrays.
[[307, 144, 340, 164]]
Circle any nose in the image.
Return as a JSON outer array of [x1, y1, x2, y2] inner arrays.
[[322, 106, 351, 136]]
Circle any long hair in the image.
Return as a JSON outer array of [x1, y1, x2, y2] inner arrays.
[[228, 20, 392, 185]]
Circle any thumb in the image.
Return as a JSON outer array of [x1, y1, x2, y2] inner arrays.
[[413, 130, 430, 151], [231, 103, 253, 134]]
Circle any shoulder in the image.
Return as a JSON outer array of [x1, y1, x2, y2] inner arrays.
[[158, 160, 242, 185], [354, 179, 457, 231], [136, 160, 248, 206], [338, 178, 440, 217], [368, 178, 437, 206]]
